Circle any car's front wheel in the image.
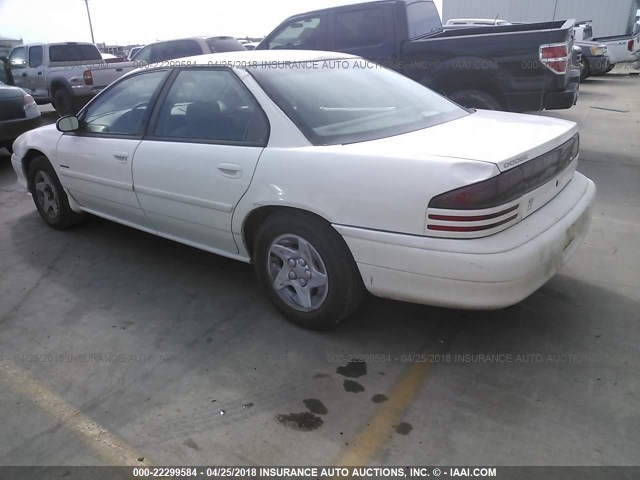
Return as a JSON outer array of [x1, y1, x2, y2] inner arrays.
[[254, 211, 365, 330], [28, 156, 84, 229]]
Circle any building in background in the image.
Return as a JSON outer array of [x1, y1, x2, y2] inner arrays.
[[0, 36, 23, 57], [442, 0, 640, 37]]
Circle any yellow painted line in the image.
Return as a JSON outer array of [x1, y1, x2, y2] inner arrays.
[[0, 359, 150, 466], [335, 360, 433, 466]]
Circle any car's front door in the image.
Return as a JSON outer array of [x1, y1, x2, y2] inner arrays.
[[8, 46, 28, 90], [132, 68, 269, 254], [56, 69, 168, 229]]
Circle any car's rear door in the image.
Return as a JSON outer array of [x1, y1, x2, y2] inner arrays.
[[26, 45, 46, 98], [56, 69, 168, 228], [132, 67, 269, 255]]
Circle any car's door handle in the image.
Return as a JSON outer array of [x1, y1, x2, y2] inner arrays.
[[113, 152, 128, 163], [37, 71, 42, 75], [218, 163, 243, 179], [21, 72, 27, 77]]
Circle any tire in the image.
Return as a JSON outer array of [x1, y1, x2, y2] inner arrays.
[[580, 59, 591, 81], [254, 211, 365, 330], [28, 155, 84, 229], [53, 89, 74, 116], [447, 90, 503, 110]]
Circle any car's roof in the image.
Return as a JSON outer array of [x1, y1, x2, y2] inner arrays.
[[145, 50, 357, 69]]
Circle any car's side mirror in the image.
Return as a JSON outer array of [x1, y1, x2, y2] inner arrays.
[[56, 115, 80, 132]]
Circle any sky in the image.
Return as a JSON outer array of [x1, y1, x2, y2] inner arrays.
[[0, 0, 443, 45]]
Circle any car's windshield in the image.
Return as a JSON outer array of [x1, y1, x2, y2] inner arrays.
[[249, 58, 468, 145]]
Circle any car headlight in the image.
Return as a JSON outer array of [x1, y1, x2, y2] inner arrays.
[[590, 46, 607, 56]]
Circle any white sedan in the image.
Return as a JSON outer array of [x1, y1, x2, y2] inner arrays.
[[11, 51, 595, 329]]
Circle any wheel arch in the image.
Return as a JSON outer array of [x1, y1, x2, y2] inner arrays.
[[429, 72, 507, 110], [242, 205, 334, 259], [22, 148, 49, 189]]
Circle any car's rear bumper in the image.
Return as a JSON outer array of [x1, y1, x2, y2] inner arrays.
[[334, 173, 595, 310], [544, 69, 581, 110], [0, 116, 41, 144]]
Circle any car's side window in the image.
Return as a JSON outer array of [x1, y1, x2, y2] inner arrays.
[[80, 70, 167, 136], [266, 16, 323, 50], [153, 69, 269, 145], [9, 47, 26, 69], [334, 9, 384, 49], [149, 40, 202, 64], [29, 46, 43, 68]]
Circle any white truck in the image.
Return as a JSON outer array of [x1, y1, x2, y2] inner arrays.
[[7, 41, 114, 115], [574, 22, 640, 70]]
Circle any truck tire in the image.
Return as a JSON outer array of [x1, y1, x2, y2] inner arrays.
[[580, 59, 591, 81], [53, 89, 75, 116], [253, 210, 365, 330], [28, 155, 85, 229], [448, 90, 503, 110]]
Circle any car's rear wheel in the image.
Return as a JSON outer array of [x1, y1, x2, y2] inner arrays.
[[28, 156, 84, 229], [254, 211, 365, 330], [448, 89, 503, 110]]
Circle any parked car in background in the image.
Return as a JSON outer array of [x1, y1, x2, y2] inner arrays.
[[575, 21, 640, 70], [0, 81, 41, 152], [10, 50, 594, 329], [85, 36, 247, 95], [127, 46, 143, 61], [7, 42, 106, 115], [257, 0, 581, 112], [131, 36, 246, 64], [575, 41, 610, 80]]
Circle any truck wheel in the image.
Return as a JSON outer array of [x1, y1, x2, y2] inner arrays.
[[253, 211, 365, 330], [53, 89, 74, 116], [580, 59, 591, 81], [448, 90, 503, 110], [28, 155, 84, 229]]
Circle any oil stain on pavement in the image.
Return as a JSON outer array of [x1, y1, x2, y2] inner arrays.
[[343, 379, 365, 393], [276, 412, 324, 431], [303, 398, 328, 415]]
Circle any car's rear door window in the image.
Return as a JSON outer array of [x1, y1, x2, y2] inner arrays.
[[29, 46, 43, 68], [152, 69, 268, 145]]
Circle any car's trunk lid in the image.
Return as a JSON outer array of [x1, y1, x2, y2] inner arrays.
[[345, 110, 578, 172]]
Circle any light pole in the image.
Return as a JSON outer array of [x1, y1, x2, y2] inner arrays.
[[83, 0, 95, 44]]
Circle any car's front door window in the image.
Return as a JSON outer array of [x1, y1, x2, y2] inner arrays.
[[267, 16, 323, 50], [81, 70, 167, 136]]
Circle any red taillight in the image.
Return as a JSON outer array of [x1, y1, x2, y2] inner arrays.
[[429, 167, 524, 210], [23, 94, 35, 106], [539, 43, 569, 74], [83, 70, 93, 85], [628, 40, 635, 52]]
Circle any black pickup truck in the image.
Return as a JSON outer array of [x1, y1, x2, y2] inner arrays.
[[257, 0, 580, 112]]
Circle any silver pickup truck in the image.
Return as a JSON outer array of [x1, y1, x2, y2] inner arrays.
[[7, 42, 109, 115]]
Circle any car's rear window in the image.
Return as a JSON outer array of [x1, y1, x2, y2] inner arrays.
[[49, 44, 102, 62], [249, 59, 467, 145]]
